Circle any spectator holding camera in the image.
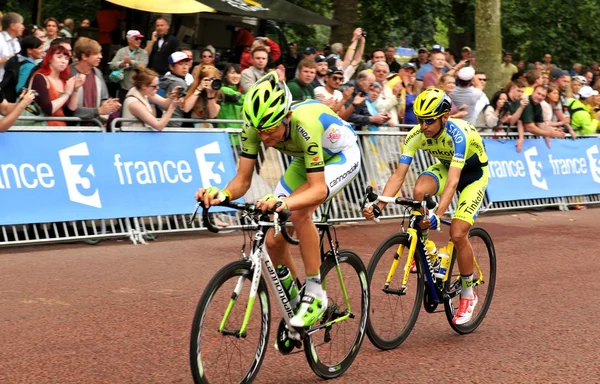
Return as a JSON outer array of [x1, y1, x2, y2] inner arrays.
[[0, 88, 37, 132], [183, 65, 221, 122], [475, 90, 512, 132], [69, 37, 121, 121], [159, 52, 192, 127], [121, 66, 180, 130], [345, 70, 390, 128]]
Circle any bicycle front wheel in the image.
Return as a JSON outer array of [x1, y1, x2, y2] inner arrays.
[[444, 226, 497, 334], [190, 260, 271, 384], [304, 249, 369, 379], [366, 232, 424, 350]]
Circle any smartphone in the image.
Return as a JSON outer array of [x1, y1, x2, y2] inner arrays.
[[464, 60, 471, 67]]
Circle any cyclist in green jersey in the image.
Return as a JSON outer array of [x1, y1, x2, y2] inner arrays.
[[364, 88, 489, 325], [195, 72, 361, 327]]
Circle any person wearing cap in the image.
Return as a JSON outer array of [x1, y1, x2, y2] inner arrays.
[[461, 46, 472, 62], [449, 66, 485, 125], [158, 52, 191, 127], [500, 51, 518, 87], [304, 46, 317, 61], [565, 86, 600, 135], [312, 55, 328, 88], [287, 58, 316, 102], [548, 68, 571, 124], [416, 47, 428, 69], [69, 37, 121, 121], [109, 29, 149, 102], [314, 66, 348, 115]]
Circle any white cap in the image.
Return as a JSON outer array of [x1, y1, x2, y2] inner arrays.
[[457, 66, 475, 81], [126, 30, 144, 39], [169, 51, 191, 65], [574, 75, 587, 84], [579, 85, 598, 99]]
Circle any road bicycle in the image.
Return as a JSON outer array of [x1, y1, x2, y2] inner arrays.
[[362, 186, 496, 350], [188, 200, 369, 383]]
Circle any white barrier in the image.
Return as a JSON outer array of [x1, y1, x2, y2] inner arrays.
[[1, 119, 598, 246]]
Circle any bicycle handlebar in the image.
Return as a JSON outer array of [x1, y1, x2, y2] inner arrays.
[[363, 186, 438, 213], [191, 200, 300, 245]]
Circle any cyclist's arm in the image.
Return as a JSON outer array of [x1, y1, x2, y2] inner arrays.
[[223, 156, 256, 199], [378, 162, 410, 210], [283, 171, 328, 211]]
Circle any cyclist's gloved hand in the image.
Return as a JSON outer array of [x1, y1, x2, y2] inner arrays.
[[257, 193, 288, 212], [200, 186, 230, 206], [428, 211, 440, 231]]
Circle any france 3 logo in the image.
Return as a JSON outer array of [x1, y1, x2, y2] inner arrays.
[[57, 141, 228, 208]]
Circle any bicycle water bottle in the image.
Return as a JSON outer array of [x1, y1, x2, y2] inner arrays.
[[434, 247, 450, 279], [276, 265, 299, 309], [425, 239, 438, 264]]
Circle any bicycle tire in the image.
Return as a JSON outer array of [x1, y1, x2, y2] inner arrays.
[[190, 260, 271, 384], [444, 226, 497, 334], [366, 232, 424, 350], [304, 249, 369, 379]]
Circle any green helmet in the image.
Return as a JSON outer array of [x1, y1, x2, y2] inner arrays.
[[243, 72, 292, 130]]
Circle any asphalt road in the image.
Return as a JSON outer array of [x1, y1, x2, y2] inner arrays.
[[1, 208, 599, 384]]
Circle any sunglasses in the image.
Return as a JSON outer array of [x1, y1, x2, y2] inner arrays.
[[254, 125, 278, 135], [146, 84, 159, 89], [418, 117, 439, 126], [202, 55, 213, 58], [331, 76, 343, 81]]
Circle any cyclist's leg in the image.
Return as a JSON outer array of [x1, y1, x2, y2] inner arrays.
[[413, 163, 446, 200], [450, 167, 488, 324], [450, 166, 488, 279]]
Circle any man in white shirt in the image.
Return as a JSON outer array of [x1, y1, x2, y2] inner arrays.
[[314, 66, 346, 115], [0, 12, 25, 82]]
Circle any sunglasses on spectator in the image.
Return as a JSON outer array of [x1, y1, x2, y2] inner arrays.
[[146, 84, 159, 89], [331, 76, 343, 82], [134, 37, 143, 41], [418, 117, 440, 126], [202, 54, 213, 58]]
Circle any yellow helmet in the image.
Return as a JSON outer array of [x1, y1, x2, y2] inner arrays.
[[413, 88, 452, 119]]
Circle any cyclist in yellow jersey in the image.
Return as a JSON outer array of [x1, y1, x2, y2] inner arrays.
[[195, 73, 360, 328], [364, 88, 488, 325]]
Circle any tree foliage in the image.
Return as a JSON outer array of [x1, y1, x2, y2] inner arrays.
[[4, 0, 100, 26]]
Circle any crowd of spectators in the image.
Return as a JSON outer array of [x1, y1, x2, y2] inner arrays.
[[1, 10, 600, 148]]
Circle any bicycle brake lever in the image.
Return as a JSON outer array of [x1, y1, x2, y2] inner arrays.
[[189, 202, 202, 225], [273, 212, 281, 238]]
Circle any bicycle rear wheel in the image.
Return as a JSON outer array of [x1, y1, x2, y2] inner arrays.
[[444, 226, 496, 334], [366, 232, 424, 350], [190, 260, 271, 384], [304, 249, 369, 379]]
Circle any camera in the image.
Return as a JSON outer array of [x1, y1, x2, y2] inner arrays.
[[176, 87, 187, 98], [464, 60, 471, 67], [207, 77, 222, 91], [22, 88, 39, 97], [361, 30, 367, 37]]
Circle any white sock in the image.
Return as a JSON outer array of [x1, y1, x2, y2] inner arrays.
[[461, 274, 474, 299], [304, 273, 325, 299]]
